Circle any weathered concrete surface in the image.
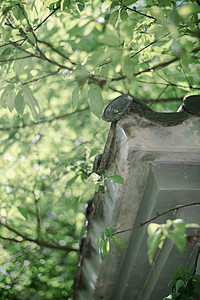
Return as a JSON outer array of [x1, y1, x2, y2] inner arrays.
[[74, 99, 200, 300]]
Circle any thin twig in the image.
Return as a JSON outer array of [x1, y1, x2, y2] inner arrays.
[[135, 57, 178, 76], [37, 39, 76, 65], [114, 202, 200, 235], [179, 61, 193, 89], [0, 107, 89, 131], [0, 55, 32, 63], [12, 42, 70, 70], [122, 5, 156, 20], [0, 245, 37, 264], [155, 85, 169, 101], [0, 235, 20, 243], [131, 41, 157, 58], [20, 68, 61, 85], [33, 190, 41, 239], [135, 46, 200, 76], [34, 6, 60, 31], [0, 38, 26, 48]]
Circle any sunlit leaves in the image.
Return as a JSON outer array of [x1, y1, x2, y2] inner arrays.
[[99, 24, 120, 47]]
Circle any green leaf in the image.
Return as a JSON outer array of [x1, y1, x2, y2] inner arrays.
[[17, 207, 28, 220], [12, 5, 24, 20], [110, 1, 119, 9], [158, 0, 171, 7], [104, 227, 114, 237], [79, 182, 99, 202], [2, 5, 14, 15], [189, 265, 196, 276], [88, 84, 103, 118], [65, 174, 79, 188], [175, 279, 185, 294], [60, 0, 70, 10], [109, 10, 119, 26], [0, 86, 10, 108], [122, 0, 137, 5], [96, 234, 110, 259], [122, 55, 135, 80], [27, 32, 35, 45], [173, 265, 185, 280], [71, 86, 80, 110], [8, 206, 26, 221], [77, 0, 85, 11], [168, 220, 186, 252], [23, 86, 41, 121], [168, 279, 176, 287], [111, 235, 127, 248], [13, 57, 28, 76], [98, 24, 120, 47], [0, 47, 12, 59], [107, 175, 124, 184], [1, 86, 16, 112], [120, 8, 128, 21], [15, 90, 25, 115], [147, 229, 163, 263]]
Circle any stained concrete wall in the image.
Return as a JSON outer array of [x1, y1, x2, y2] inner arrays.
[[74, 97, 200, 300]]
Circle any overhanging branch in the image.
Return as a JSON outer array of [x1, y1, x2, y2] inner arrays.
[[114, 202, 200, 235]]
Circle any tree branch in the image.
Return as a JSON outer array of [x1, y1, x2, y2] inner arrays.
[[0, 222, 78, 253], [0, 38, 26, 48], [33, 190, 41, 239], [20, 68, 61, 85], [131, 40, 157, 58], [110, 46, 200, 81], [0, 235, 21, 243], [34, 6, 60, 31], [0, 107, 89, 131], [11, 38, 71, 71], [114, 202, 200, 235], [134, 46, 200, 76], [122, 5, 156, 20], [37, 39, 76, 65], [134, 57, 178, 76], [0, 245, 37, 264], [0, 55, 32, 63]]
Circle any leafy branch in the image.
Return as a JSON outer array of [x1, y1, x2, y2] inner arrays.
[[114, 202, 200, 235], [0, 221, 78, 253]]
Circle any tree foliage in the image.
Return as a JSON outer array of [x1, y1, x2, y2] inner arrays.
[[0, 0, 199, 298]]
